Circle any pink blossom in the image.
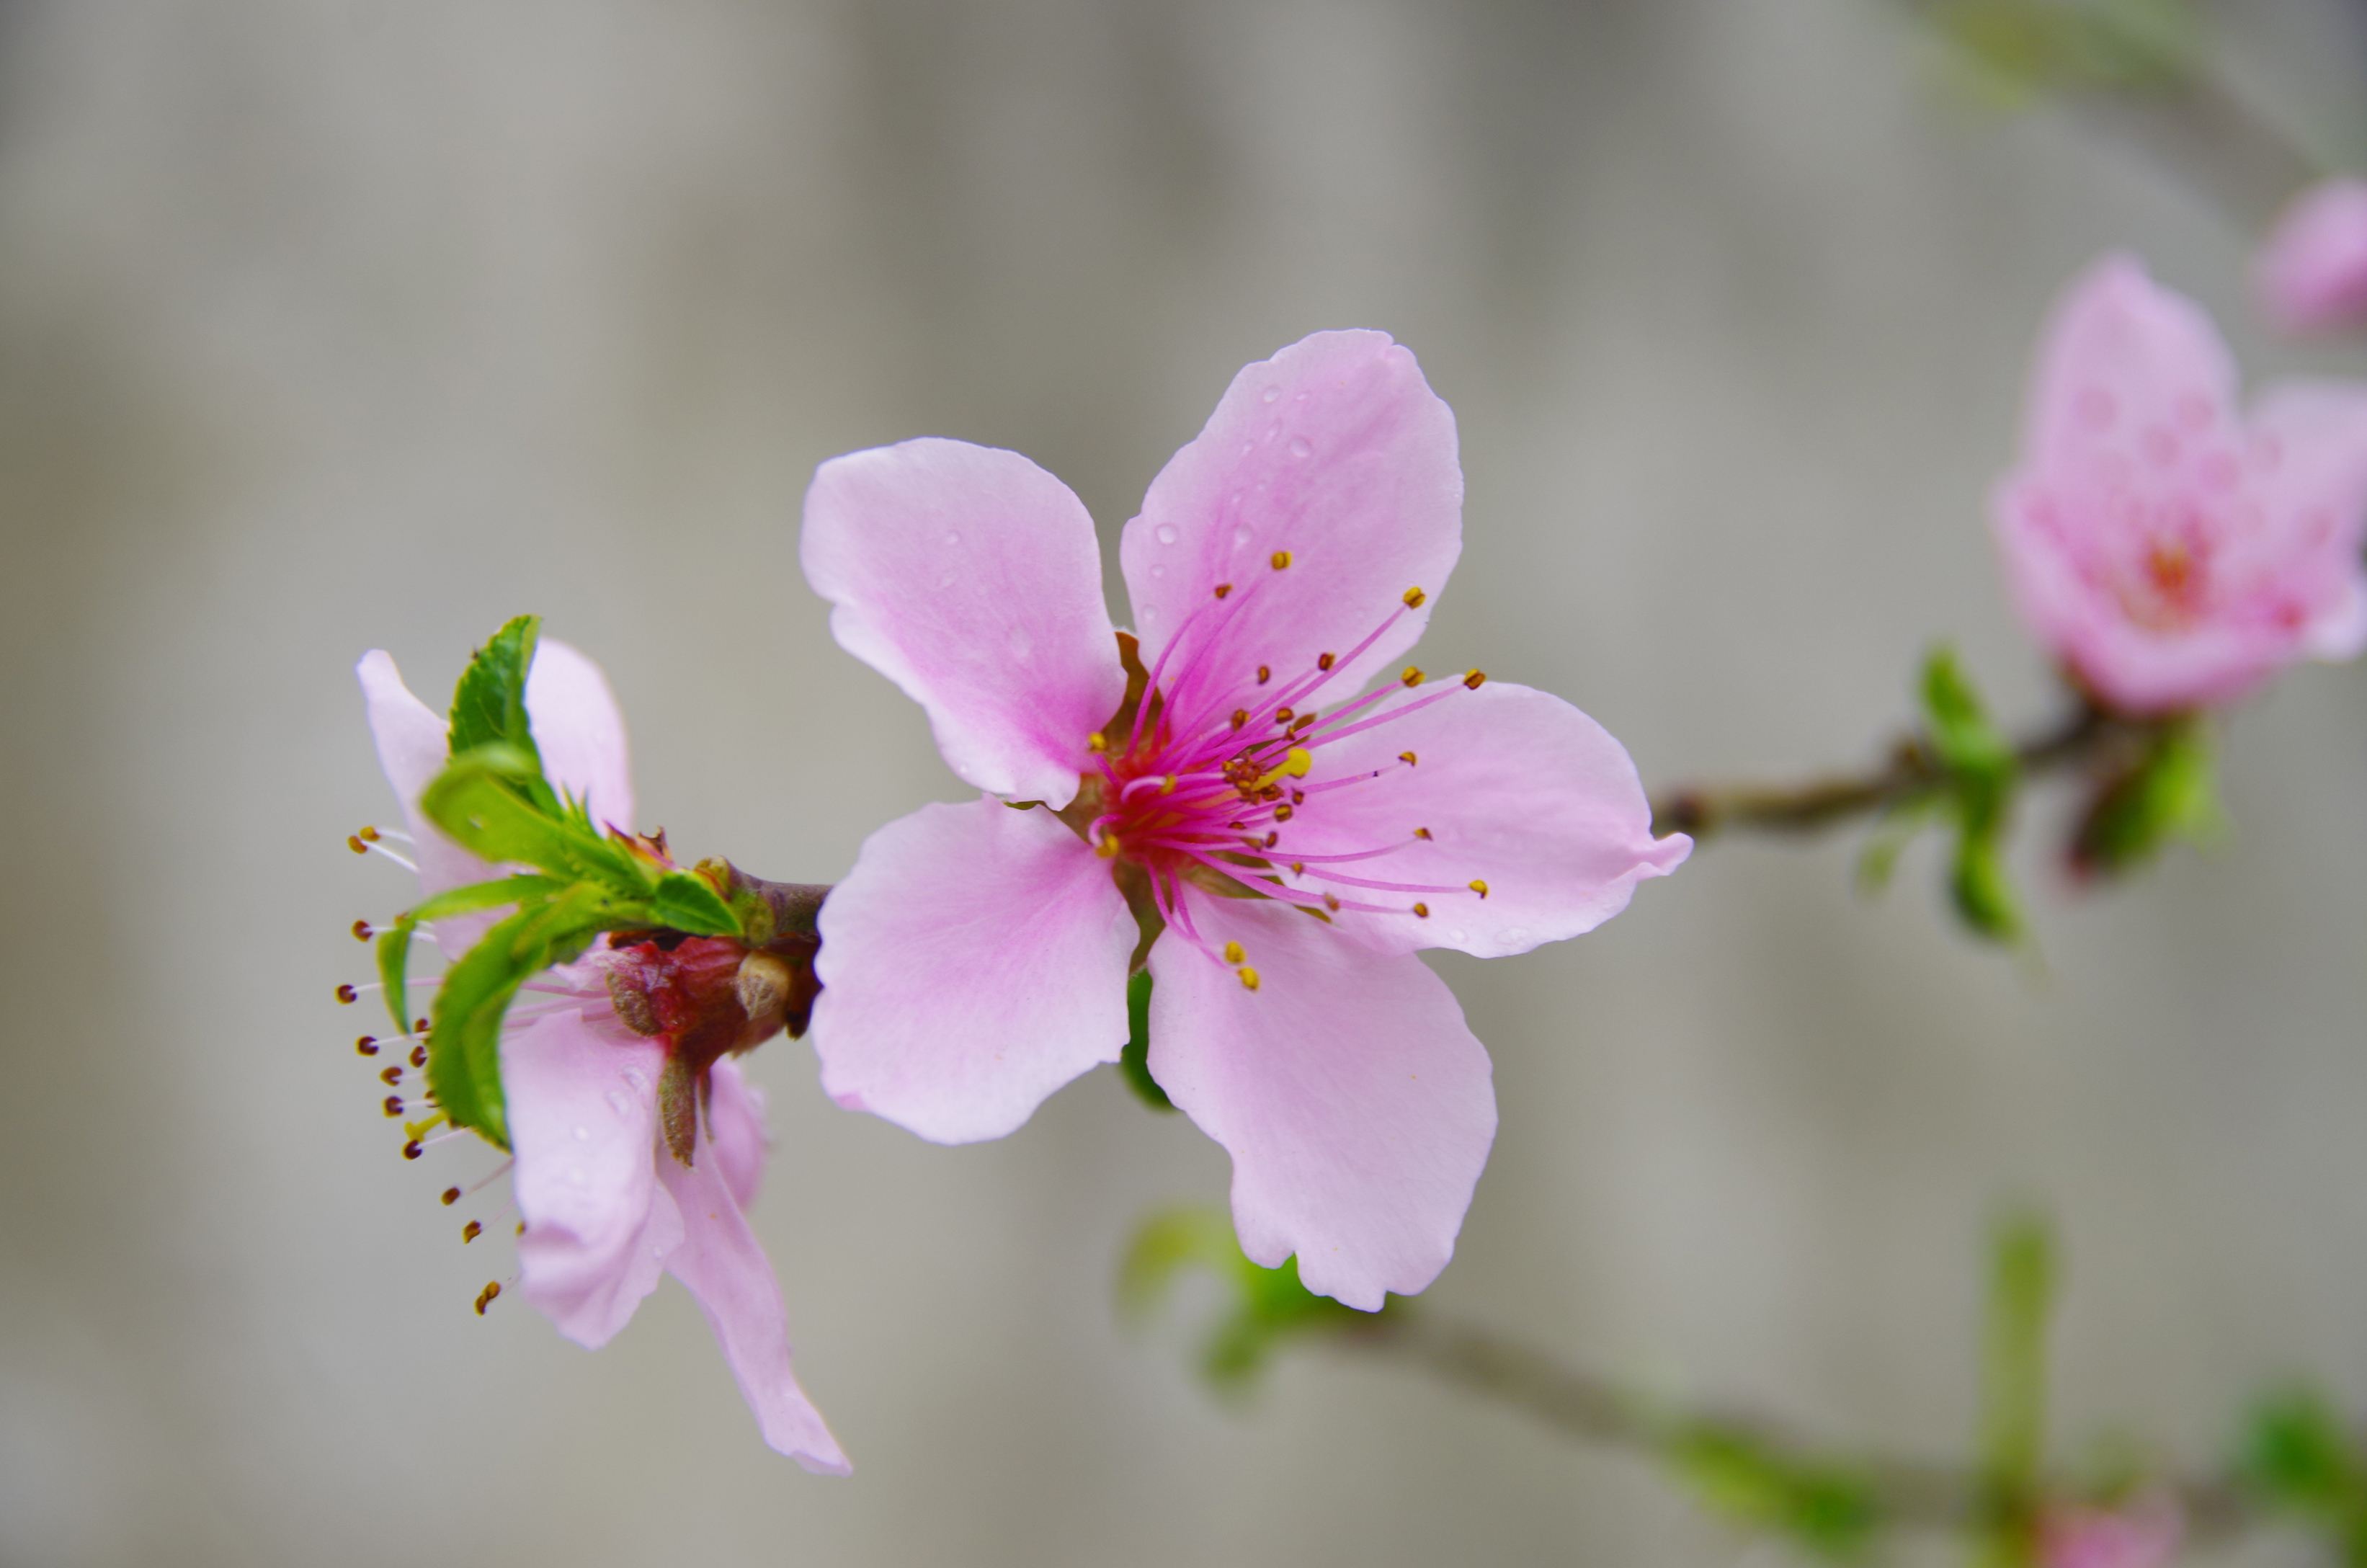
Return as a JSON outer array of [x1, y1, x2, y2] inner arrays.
[[2036, 1494, 2183, 1568], [801, 330, 1689, 1310], [1993, 255, 2367, 714], [356, 641, 847, 1472], [2257, 179, 2367, 334]]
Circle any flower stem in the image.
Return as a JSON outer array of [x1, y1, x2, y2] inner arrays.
[[1651, 702, 2137, 842]]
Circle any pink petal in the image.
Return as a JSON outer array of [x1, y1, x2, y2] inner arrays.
[[656, 1126, 850, 1474], [2257, 179, 2367, 334], [1275, 682, 1688, 957], [525, 637, 635, 834], [1120, 331, 1462, 705], [2023, 254, 2239, 474], [506, 1012, 679, 1350], [810, 798, 1136, 1143], [355, 650, 498, 909], [1146, 895, 1497, 1311], [705, 1059, 769, 1213], [802, 439, 1125, 807], [2247, 383, 2367, 662]]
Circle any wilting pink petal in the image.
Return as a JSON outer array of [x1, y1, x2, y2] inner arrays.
[[1120, 330, 1462, 707], [803, 439, 1126, 807], [706, 1059, 768, 1212], [1145, 894, 1497, 1311], [507, 1012, 679, 1350], [811, 798, 1137, 1143], [656, 1130, 850, 1474], [1273, 681, 1690, 958], [1995, 255, 2367, 711], [2258, 179, 2367, 334], [524, 637, 635, 833]]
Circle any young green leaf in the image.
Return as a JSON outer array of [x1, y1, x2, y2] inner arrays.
[[371, 874, 564, 1036], [1919, 649, 2024, 943], [1668, 1423, 1884, 1561], [449, 615, 544, 766], [422, 747, 651, 897], [2071, 715, 2223, 876], [649, 870, 744, 940], [424, 886, 616, 1146]]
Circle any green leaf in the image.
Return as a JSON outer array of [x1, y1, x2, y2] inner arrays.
[[649, 870, 744, 939], [449, 615, 544, 769], [1855, 796, 1940, 896], [1118, 971, 1174, 1111], [2071, 714, 2223, 876], [373, 875, 566, 1035], [1669, 1424, 1884, 1560], [2240, 1386, 2358, 1517], [1118, 1205, 1372, 1391], [425, 886, 615, 1146], [1918, 649, 2024, 943], [421, 747, 651, 897]]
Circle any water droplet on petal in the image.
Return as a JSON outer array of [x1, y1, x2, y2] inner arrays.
[[572, 1125, 591, 1142], [1448, 928, 1468, 945], [1150, 564, 1165, 579], [1505, 926, 1530, 945], [1260, 384, 1282, 404], [623, 1068, 646, 1090], [605, 1089, 630, 1117], [935, 571, 957, 589], [944, 529, 962, 545], [1288, 437, 1311, 459], [1008, 626, 1035, 661], [1232, 525, 1254, 548], [1155, 522, 1178, 545]]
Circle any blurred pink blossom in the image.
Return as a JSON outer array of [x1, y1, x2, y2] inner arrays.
[[2036, 1494, 2183, 1568], [2257, 179, 2367, 334], [357, 643, 847, 1471], [801, 329, 1688, 1311], [1993, 254, 2367, 713]]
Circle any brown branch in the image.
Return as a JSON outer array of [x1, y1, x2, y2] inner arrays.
[[1650, 703, 2141, 842], [1335, 1312, 2252, 1541]]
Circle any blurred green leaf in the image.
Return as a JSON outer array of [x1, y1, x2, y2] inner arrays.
[[1118, 971, 1174, 1111], [1918, 649, 2024, 942], [2071, 715, 2223, 876], [1670, 1423, 1884, 1561], [1119, 1206, 1373, 1392], [1973, 1209, 2058, 1566], [650, 870, 744, 939], [2241, 1386, 2357, 1516], [1929, 0, 2199, 104]]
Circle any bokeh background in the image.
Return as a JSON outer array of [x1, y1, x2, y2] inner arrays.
[[4, 1, 2366, 1563]]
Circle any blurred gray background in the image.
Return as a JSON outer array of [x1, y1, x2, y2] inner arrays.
[[4, 1, 2366, 1563]]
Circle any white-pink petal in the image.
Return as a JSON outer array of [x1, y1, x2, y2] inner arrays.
[[1146, 895, 1497, 1312], [2257, 179, 2367, 335], [525, 636, 635, 834], [810, 798, 1137, 1143], [656, 1129, 850, 1474], [1279, 681, 1689, 958], [802, 439, 1125, 808], [356, 650, 499, 916], [1120, 331, 1462, 708], [507, 1012, 679, 1350], [705, 1059, 770, 1213]]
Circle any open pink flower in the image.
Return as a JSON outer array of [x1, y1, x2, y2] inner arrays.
[[356, 642, 848, 1473], [801, 329, 1689, 1310], [1993, 255, 2367, 714], [2257, 179, 2367, 334]]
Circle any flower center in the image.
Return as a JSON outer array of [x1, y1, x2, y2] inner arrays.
[[1071, 566, 1493, 988]]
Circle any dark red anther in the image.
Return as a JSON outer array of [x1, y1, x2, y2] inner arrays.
[[335, 984, 359, 1004], [378, 1066, 402, 1086], [409, 1045, 427, 1068], [352, 919, 374, 942], [440, 1187, 462, 1206], [356, 1035, 379, 1056], [382, 1095, 404, 1118], [462, 1220, 483, 1244], [402, 1140, 424, 1161], [473, 1282, 501, 1315]]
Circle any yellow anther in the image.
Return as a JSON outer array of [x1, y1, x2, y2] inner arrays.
[[1469, 879, 1490, 899], [1223, 941, 1246, 965], [1251, 747, 1314, 790], [1257, 664, 1272, 685], [1414, 827, 1433, 840], [1236, 966, 1261, 992], [1087, 731, 1109, 753], [1463, 669, 1486, 690], [462, 1220, 483, 1244], [1213, 583, 1234, 600], [1159, 774, 1177, 795], [1289, 861, 1305, 874], [1401, 667, 1425, 687], [358, 824, 381, 842], [1402, 586, 1427, 609], [1323, 893, 1341, 912], [1230, 708, 1249, 731], [1097, 833, 1123, 859], [1412, 902, 1430, 918], [1317, 651, 1336, 671], [1273, 804, 1294, 822], [1399, 750, 1418, 765], [1270, 550, 1293, 570], [1273, 706, 1295, 726]]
